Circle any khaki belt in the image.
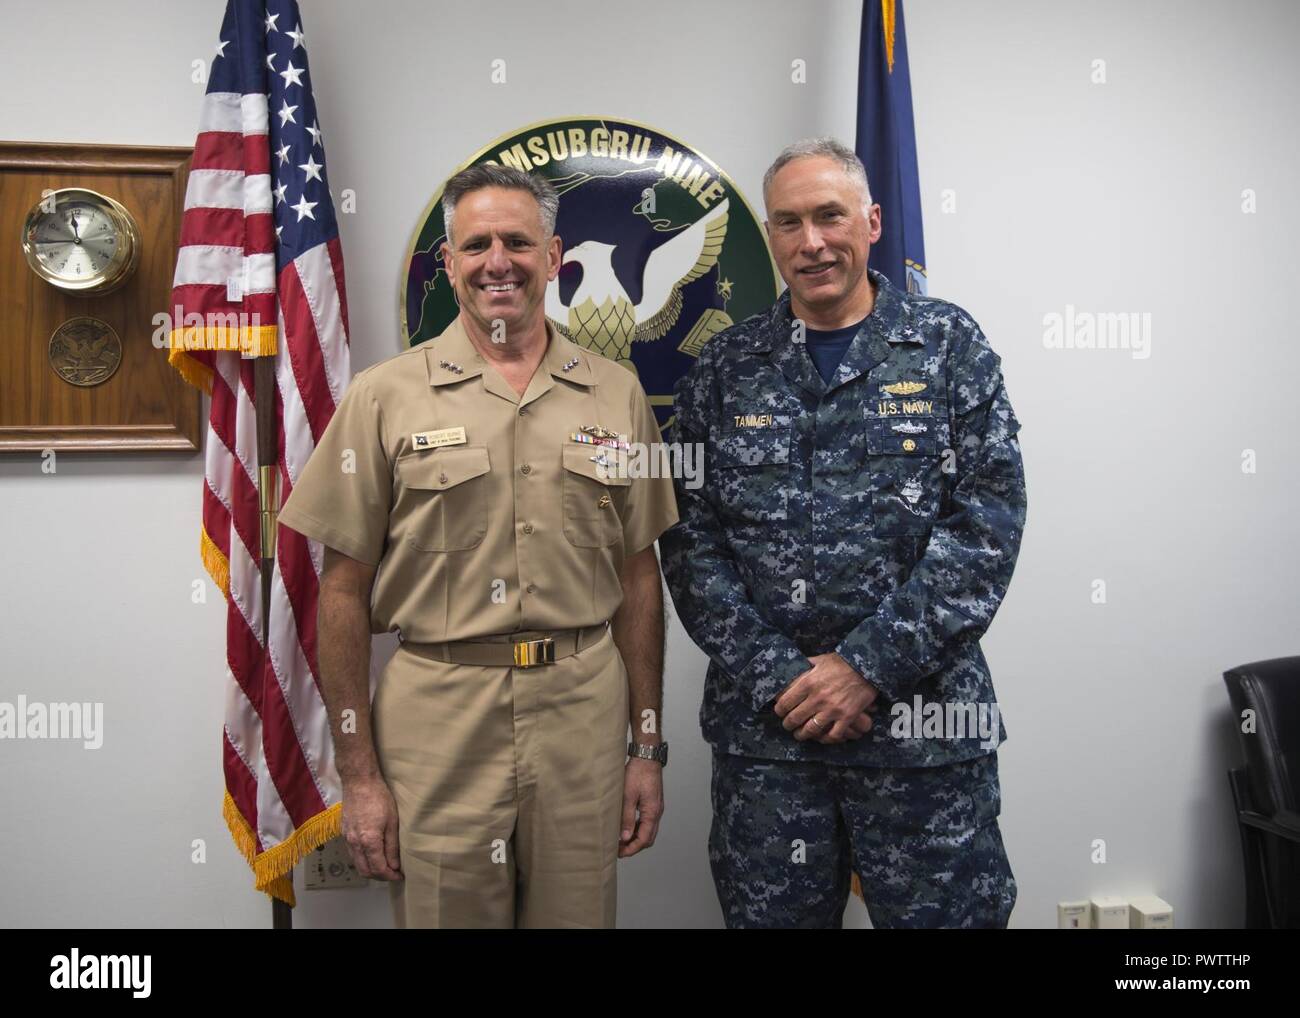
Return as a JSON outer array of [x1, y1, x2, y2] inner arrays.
[[401, 624, 609, 668]]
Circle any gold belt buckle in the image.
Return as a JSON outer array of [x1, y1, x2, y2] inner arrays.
[[513, 637, 555, 668]]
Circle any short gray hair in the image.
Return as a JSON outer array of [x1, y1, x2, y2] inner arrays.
[[441, 163, 559, 246], [762, 137, 873, 212]]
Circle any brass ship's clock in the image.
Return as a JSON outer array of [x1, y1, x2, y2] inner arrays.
[[21, 187, 141, 295]]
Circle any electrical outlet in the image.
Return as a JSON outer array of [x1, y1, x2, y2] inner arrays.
[[303, 837, 366, 890], [1091, 896, 1130, 929], [1129, 895, 1174, 929]]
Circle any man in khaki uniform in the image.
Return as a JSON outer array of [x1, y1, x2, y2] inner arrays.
[[278, 165, 678, 928]]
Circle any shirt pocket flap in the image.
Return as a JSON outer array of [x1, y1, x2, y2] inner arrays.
[[715, 426, 792, 466], [561, 442, 632, 486], [867, 416, 943, 456], [397, 446, 491, 491]]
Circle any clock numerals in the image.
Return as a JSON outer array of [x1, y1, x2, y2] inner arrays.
[[23, 188, 138, 293]]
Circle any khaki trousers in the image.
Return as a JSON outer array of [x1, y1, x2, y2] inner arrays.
[[371, 627, 628, 928]]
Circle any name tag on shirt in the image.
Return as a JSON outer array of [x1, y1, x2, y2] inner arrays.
[[411, 426, 466, 449]]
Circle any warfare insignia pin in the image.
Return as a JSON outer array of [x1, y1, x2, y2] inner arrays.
[[882, 381, 927, 396]]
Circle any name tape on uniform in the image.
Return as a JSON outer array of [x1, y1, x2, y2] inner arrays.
[[411, 426, 467, 449]]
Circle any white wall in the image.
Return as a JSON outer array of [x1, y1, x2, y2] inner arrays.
[[1, 0, 1295, 928]]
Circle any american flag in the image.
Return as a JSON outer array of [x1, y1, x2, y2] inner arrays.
[[168, 0, 350, 905]]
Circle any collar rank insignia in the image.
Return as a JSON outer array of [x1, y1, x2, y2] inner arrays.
[[438, 359, 464, 375], [882, 381, 927, 396], [562, 356, 581, 372]]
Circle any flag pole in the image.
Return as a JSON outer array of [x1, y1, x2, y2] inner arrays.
[[255, 354, 293, 931]]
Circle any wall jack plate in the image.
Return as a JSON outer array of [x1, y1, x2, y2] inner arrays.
[[303, 837, 366, 890]]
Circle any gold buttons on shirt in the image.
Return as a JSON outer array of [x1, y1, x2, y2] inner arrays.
[[439, 473, 448, 484], [523, 523, 534, 534], [521, 463, 532, 475]]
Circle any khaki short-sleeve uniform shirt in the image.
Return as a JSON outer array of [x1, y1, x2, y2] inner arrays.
[[278, 316, 679, 643]]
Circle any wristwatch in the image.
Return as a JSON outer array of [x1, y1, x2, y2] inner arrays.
[[628, 741, 668, 767]]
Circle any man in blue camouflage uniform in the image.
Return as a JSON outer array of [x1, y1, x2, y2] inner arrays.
[[660, 138, 1026, 928]]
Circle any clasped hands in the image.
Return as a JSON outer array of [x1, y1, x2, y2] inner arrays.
[[773, 652, 879, 744]]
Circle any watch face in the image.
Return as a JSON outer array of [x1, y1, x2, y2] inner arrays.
[[22, 189, 135, 292]]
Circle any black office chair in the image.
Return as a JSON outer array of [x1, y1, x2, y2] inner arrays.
[[1223, 656, 1300, 928]]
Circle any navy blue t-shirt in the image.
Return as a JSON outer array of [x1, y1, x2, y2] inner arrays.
[[804, 316, 868, 385]]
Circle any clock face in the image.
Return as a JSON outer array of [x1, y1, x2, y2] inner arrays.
[[30, 200, 119, 281], [21, 188, 138, 293]]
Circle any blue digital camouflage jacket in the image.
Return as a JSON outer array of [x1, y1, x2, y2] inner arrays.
[[660, 269, 1026, 767]]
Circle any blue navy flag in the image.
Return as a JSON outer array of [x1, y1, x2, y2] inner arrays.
[[856, 0, 927, 295]]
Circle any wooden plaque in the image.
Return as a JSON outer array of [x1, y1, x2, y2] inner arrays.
[[0, 141, 200, 452]]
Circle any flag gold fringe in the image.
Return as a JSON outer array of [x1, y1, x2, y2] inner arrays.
[[243, 324, 278, 357], [200, 526, 230, 599], [168, 346, 214, 396], [224, 792, 344, 908], [881, 0, 896, 74], [167, 324, 278, 357]]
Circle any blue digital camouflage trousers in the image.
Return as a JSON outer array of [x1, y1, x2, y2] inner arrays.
[[709, 750, 1016, 928]]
